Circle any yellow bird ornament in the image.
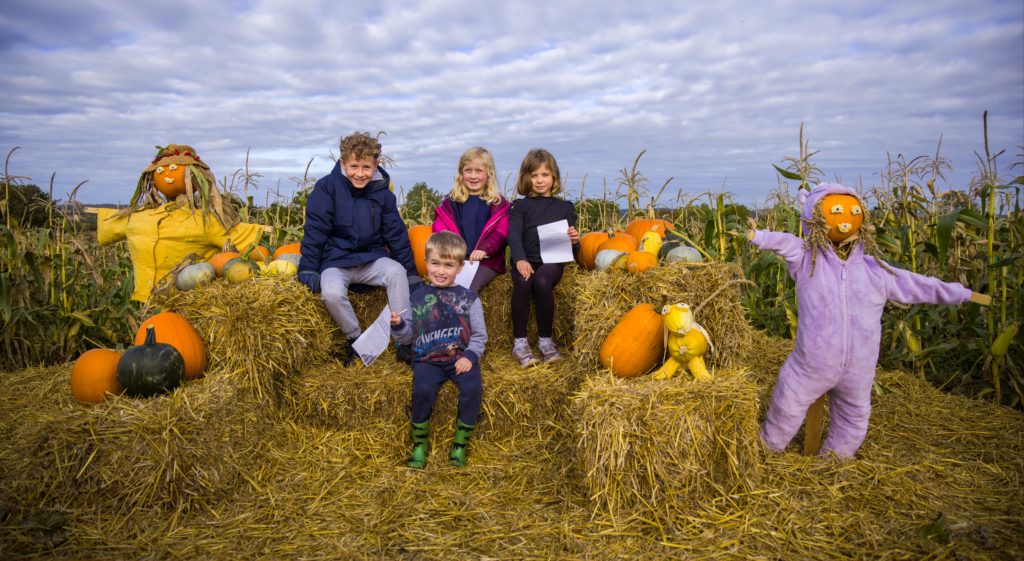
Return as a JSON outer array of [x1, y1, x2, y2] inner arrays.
[[651, 303, 714, 381]]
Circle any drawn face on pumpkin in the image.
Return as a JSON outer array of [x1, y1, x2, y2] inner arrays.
[[821, 193, 863, 242], [153, 163, 187, 198]]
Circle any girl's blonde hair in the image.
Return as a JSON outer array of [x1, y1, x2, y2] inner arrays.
[[515, 148, 562, 197], [450, 147, 502, 204]]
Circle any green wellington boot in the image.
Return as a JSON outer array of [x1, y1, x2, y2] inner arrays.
[[448, 420, 476, 468], [407, 421, 430, 469]]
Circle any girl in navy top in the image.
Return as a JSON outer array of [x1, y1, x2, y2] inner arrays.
[[507, 149, 580, 366]]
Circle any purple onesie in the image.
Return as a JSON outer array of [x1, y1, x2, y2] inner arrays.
[[751, 183, 972, 458]]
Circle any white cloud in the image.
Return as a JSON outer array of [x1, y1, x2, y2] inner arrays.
[[0, 0, 1020, 206]]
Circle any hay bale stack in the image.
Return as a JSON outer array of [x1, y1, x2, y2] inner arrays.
[[573, 370, 763, 528], [153, 276, 337, 401], [0, 364, 272, 516], [282, 353, 582, 447], [570, 262, 754, 371]]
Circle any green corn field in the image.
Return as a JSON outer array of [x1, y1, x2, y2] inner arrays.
[[2, 124, 1021, 408]]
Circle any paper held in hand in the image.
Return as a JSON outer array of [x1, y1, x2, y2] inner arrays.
[[352, 305, 395, 366], [537, 219, 573, 263], [455, 260, 479, 289]]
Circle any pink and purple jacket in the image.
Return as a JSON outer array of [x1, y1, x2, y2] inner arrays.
[[751, 183, 972, 457], [432, 196, 510, 275]]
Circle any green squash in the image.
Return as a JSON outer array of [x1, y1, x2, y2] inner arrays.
[[174, 262, 216, 292], [117, 325, 184, 397]]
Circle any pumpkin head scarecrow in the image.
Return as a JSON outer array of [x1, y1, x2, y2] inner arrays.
[[97, 144, 267, 302], [747, 182, 988, 458]]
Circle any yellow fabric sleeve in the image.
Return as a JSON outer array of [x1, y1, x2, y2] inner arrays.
[[96, 208, 128, 246]]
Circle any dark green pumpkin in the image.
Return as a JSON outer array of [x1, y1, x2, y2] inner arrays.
[[658, 240, 684, 260], [117, 325, 184, 397]]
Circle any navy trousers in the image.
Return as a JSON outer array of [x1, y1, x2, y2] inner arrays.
[[410, 361, 482, 425]]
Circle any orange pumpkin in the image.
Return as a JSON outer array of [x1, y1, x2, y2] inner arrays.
[[576, 231, 610, 270], [596, 232, 638, 255], [248, 245, 272, 263], [153, 163, 188, 199], [273, 243, 302, 259], [135, 311, 207, 380], [821, 193, 864, 243], [625, 218, 671, 243], [408, 224, 432, 277], [599, 304, 664, 378], [71, 348, 124, 403], [624, 251, 659, 274], [209, 240, 240, 277]]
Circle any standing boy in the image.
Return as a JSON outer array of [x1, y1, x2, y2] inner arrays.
[[298, 131, 421, 365], [390, 231, 488, 468]]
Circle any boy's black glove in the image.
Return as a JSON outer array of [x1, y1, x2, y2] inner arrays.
[[298, 270, 321, 293]]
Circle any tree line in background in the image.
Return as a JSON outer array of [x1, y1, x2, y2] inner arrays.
[[2, 123, 1021, 408]]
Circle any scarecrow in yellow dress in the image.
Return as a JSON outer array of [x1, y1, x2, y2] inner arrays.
[[97, 144, 267, 302]]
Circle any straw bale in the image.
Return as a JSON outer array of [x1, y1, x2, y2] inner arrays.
[[570, 262, 754, 371], [0, 363, 273, 517], [281, 352, 583, 445], [573, 369, 763, 528], [152, 276, 337, 402]]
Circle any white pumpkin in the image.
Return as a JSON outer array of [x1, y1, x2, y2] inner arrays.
[[594, 249, 627, 272]]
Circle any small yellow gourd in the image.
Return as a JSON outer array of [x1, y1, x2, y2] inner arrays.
[[638, 227, 663, 255]]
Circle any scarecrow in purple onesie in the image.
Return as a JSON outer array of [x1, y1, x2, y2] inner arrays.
[[747, 182, 989, 458]]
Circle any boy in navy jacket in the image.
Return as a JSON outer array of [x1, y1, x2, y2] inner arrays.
[[298, 131, 420, 364], [391, 232, 488, 468]]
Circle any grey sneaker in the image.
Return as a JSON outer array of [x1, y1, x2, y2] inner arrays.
[[537, 338, 563, 363], [513, 340, 538, 367]]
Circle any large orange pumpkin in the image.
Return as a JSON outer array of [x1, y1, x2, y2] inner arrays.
[[624, 251, 659, 274], [408, 225, 432, 277], [153, 163, 188, 199], [596, 232, 638, 255], [625, 218, 671, 243], [599, 303, 664, 378], [134, 311, 207, 380], [820, 193, 864, 242], [71, 348, 124, 403], [272, 243, 302, 259], [576, 231, 610, 270]]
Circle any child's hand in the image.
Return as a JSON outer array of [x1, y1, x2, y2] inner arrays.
[[567, 226, 580, 243], [390, 312, 402, 326], [469, 249, 487, 262], [516, 260, 533, 280], [454, 357, 472, 374]]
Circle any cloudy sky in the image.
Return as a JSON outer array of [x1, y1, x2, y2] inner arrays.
[[1, 1, 1021, 207]]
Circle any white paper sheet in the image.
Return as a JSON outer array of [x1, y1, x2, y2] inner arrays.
[[352, 305, 394, 367], [537, 219, 574, 263], [455, 260, 479, 289]]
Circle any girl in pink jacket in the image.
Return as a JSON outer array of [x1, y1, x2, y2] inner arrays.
[[432, 147, 510, 294]]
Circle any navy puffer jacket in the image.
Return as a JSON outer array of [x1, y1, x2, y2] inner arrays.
[[299, 162, 415, 276]]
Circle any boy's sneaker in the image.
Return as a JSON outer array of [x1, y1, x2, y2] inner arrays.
[[513, 340, 538, 367], [537, 338, 563, 363], [337, 337, 359, 367]]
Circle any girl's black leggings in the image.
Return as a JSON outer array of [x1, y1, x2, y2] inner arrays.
[[511, 263, 565, 339]]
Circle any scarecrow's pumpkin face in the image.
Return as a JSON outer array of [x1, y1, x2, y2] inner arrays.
[[821, 193, 863, 242], [153, 163, 187, 198], [661, 303, 694, 334]]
